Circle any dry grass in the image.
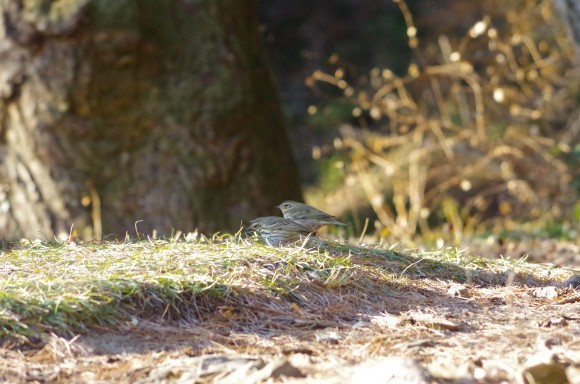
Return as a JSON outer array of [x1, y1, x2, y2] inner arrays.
[[306, 0, 579, 242], [0, 234, 578, 383]]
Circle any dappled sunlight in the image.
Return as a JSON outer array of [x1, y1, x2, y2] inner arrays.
[[304, 0, 578, 244]]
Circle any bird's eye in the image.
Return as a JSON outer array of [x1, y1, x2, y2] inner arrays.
[[283, 203, 291, 209]]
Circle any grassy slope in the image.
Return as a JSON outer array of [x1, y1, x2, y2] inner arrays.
[[0, 235, 578, 382]]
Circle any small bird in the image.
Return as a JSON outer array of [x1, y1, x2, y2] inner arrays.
[[248, 216, 314, 246], [276, 200, 347, 232]]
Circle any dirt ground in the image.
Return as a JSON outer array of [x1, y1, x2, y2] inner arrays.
[[1, 239, 579, 383]]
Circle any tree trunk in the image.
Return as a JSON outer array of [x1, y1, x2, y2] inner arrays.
[[554, 0, 580, 162], [0, 0, 302, 240], [555, 0, 580, 61]]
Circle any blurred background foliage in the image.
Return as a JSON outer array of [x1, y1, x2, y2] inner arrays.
[[261, 0, 579, 244]]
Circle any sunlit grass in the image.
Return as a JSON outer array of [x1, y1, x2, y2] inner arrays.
[[0, 235, 575, 346]]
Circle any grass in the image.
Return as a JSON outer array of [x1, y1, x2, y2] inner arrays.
[[0, 234, 575, 347], [0, 234, 578, 383]]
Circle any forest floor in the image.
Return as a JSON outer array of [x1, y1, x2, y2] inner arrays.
[[0, 234, 578, 383]]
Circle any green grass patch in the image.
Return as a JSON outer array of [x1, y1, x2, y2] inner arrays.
[[0, 236, 574, 347]]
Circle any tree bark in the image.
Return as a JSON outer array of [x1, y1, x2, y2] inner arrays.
[[554, 0, 580, 158], [555, 0, 580, 61], [0, 0, 302, 240]]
